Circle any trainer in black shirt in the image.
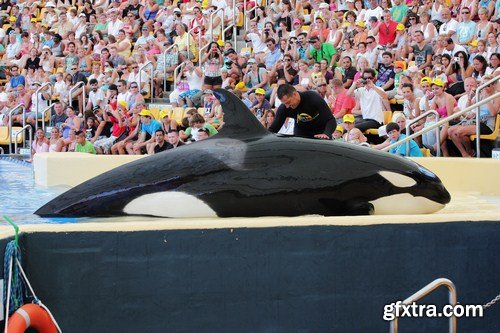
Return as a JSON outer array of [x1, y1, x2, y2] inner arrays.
[[269, 84, 336, 139]]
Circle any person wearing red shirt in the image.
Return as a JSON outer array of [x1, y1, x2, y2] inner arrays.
[[330, 78, 355, 120], [374, 10, 398, 47]]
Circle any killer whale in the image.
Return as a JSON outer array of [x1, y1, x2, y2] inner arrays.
[[35, 89, 450, 218]]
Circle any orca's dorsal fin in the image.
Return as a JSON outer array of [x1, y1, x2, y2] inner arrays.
[[213, 88, 270, 138]]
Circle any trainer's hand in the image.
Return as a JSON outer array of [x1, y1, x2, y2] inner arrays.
[[314, 133, 330, 140]]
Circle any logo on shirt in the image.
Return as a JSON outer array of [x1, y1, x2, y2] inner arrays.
[[297, 113, 318, 123]]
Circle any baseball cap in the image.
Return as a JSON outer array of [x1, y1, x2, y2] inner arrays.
[[343, 114, 355, 123], [356, 21, 366, 29], [235, 82, 247, 92], [335, 125, 344, 133], [159, 110, 169, 119], [468, 40, 478, 47], [420, 77, 432, 84], [139, 109, 152, 117], [255, 88, 266, 95], [319, 3, 329, 9], [431, 78, 445, 87], [293, 18, 301, 25], [396, 23, 405, 31], [118, 100, 128, 109]]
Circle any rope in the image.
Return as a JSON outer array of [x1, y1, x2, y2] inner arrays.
[[3, 240, 24, 316], [483, 293, 500, 309]]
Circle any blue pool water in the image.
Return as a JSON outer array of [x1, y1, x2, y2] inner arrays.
[[0, 158, 82, 224]]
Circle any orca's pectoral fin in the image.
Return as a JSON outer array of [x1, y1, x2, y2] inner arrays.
[[319, 198, 374, 216], [343, 202, 375, 216]]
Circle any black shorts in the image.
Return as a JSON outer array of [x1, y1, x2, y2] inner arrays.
[[203, 76, 223, 86], [479, 122, 493, 135]]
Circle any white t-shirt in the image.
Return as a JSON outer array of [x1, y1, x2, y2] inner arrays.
[[107, 20, 124, 37], [354, 87, 384, 123], [89, 89, 105, 109], [364, 7, 384, 25], [246, 32, 268, 54], [439, 19, 458, 39]]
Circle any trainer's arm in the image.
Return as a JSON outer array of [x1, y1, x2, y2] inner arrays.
[[268, 105, 288, 133]]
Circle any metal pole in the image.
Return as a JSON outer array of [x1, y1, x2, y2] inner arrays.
[[163, 44, 179, 93], [390, 278, 457, 333], [7, 104, 25, 154], [209, 8, 225, 43], [138, 61, 153, 99], [474, 75, 499, 158], [34, 82, 53, 132], [41, 103, 56, 132], [14, 125, 32, 157]]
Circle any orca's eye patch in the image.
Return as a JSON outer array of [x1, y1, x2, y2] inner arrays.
[[379, 171, 416, 188]]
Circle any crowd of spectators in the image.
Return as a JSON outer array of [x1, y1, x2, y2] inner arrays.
[[0, 0, 496, 158]]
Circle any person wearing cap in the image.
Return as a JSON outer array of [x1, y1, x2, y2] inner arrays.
[[426, 77, 455, 156], [250, 87, 271, 120], [41, 2, 58, 26], [130, 109, 162, 154], [341, 113, 366, 144], [243, 58, 270, 96], [353, 21, 368, 47], [307, 37, 337, 67], [332, 125, 344, 141], [158, 109, 179, 134], [269, 83, 336, 140], [310, 15, 329, 43], [373, 10, 398, 46]]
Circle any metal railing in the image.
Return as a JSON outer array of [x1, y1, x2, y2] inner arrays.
[[8, 104, 26, 154], [139, 61, 154, 99], [209, 8, 225, 42], [68, 81, 86, 118], [162, 44, 179, 93], [406, 110, 441, 157], [198, 43, 211, 68], [223, 0, 237, 48], [390, 278, 457, 333], [474, 75, 499, 157], [14, 125, 32, 160], [41, 102, 56, 132], [243, 4, 257, 32], [383, 91, 500, 156], [34, 82, 53, 132]]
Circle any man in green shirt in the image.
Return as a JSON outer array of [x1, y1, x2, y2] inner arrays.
[[390, 0, 408, 24], [75, 131, 97, 154], [308, 37, 337, 67]]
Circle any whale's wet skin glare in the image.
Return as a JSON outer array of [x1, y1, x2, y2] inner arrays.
[[35, 89, 451, 218]]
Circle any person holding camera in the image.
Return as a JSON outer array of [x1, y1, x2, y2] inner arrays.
[[347, 69, 388, 132], [201, 41, 223, 91], [244, 20, 268, 64], [243, 58, 270, 96]]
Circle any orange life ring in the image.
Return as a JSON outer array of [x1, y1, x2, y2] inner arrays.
[[7, 303, 58, 333]]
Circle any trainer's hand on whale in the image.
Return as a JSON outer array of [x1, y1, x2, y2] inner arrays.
[[314, 133, 330, 140]]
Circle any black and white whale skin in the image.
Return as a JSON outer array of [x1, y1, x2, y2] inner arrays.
[[36, 89, 450, 218]]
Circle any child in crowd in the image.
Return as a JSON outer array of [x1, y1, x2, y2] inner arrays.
[[75, 130, 97, 154]]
